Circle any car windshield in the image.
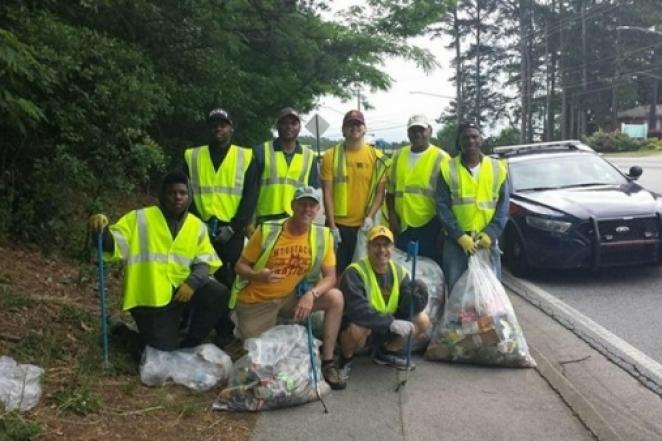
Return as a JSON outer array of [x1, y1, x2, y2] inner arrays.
[[510, 154, 627, 192]]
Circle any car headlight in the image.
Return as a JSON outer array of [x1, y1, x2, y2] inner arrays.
[[525, 215, 572, 233]]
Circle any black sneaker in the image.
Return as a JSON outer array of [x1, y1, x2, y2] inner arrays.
[[372, 348, 415, 371], [322, 361, 347, 390]]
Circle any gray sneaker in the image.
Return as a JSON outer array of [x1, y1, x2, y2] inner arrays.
[[338, 359, 353, 381], [372, 349, 415, 371]]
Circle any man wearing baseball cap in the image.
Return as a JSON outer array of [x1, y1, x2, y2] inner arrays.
[[321, 110, 390, 275], [253, 107, 320, 225], [230, 186, 346, 389], [337, 225, 430, 381], [385, 114, 448, 268], [184, 107, 259, 344]]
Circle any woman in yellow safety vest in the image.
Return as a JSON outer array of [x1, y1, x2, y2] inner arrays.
[[436, 122, 510, 291], [88, 171, 228, 357]]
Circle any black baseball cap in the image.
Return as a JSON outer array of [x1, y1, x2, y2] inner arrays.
[[208, 108, 233, 125]]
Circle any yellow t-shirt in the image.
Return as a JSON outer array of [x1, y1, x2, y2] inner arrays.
[[237, 227, 335, 304], [321, 144, 383, 227]]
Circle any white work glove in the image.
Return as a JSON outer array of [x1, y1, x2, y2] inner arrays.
[[360, 217, 374, 232], [332, 228, 342, 245], [389, 319, 415, 337], [215, 226, 235, 244]]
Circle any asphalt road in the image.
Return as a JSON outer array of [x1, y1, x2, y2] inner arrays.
[[517, 154, 662, 365]]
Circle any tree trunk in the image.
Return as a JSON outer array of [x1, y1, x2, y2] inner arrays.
[[649, 77, 658, 134], [454, 6, 463, 126], [611, 28, 620, 131], [518, 0, 529, 143], [475, 2, 482, 127], [579, 0, 587, 136], [559, 0, 568, 139]]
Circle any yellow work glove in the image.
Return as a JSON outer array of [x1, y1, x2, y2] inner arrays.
[[174, 282, 194, 303], [88, 214, 109, 234], [476, 232, 492, 249], [457, 234, 477, 255]]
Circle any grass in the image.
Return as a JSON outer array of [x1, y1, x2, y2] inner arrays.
[[52, 383, 102, 416], [605, 149, 662, 157], [10, 333, 65, 367], [0, 412, 42, 441], [0, 285, 33, 311]]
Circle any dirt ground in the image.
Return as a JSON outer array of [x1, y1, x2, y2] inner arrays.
[[0, 243, 256, 440]]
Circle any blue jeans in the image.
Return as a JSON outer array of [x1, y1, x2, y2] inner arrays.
[[442, 240, 502, 293]]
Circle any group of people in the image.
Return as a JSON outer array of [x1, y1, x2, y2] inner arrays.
[[88, 106, 509, 391]]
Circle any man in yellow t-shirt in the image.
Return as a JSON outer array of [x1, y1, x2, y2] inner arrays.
[[233, 186, 346, 389], [321, 110, 388, 274]]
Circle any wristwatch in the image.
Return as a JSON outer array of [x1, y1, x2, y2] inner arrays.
[[310, 289, 321, 300]]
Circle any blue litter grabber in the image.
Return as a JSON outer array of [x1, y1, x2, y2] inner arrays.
[[395, 240, 419, 392]]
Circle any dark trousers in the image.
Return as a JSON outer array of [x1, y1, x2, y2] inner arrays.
[[212, 231, 245, 337], [395, 218, 444, 268], [336, 224, 360, 276], [130, 279, 229, 352]]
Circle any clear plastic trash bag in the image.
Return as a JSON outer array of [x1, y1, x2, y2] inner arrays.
[[213, 325, 330, 411], [0, 356, 44, 411], [425, 250, 536, 367], [140, 343, 232, 391], [390, 248, 446, 351]]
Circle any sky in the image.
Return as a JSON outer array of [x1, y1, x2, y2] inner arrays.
[[297, 7, 456, 143]]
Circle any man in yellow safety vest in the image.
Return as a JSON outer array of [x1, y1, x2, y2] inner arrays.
[[436, 122, 510, 291], [184, 108, 258, 344], [386, 114, 448, 267], [253, 107, 320, 225], [88, 171, 228, 356], [337, 226, 429, 381], [321, 110, 389, 274], [231, 186, 346, 390]]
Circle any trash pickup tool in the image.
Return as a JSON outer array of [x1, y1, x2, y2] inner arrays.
[[395, 240, 418, 392], [297, 281, 329, 413], [96, 233, 111, 369]]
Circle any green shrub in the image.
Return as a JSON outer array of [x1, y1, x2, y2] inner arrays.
[[0, 413, 41, 441], [53, 383, 102, 416], [582, 131, 645, 152]]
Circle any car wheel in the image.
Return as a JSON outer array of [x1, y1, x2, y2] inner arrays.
[[505, 228, 530, 276]]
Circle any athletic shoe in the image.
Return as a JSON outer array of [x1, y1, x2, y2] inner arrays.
[[338, 358, 353, 381], [321, 362, 347, 390], [372, 348, 416, 371]]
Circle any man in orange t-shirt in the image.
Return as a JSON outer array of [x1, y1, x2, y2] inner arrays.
[[233, 186, 346, 389]]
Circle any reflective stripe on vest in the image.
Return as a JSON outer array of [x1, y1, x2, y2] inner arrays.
[[348, 258, 407, 314], [108, 206, 222, 310], [440, 156, 507, 233], [392, 145, 446, 229], [331, 144, 387, 217], [228, 221, 329, 308], [256, 142, 314, 218], [184, 145, 252, 222]]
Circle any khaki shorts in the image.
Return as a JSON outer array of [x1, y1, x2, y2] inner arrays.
[[235, 293, 299, 339]]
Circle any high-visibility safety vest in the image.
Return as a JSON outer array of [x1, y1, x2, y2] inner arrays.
[[105, 206, 221, 310], [256, 141, 314, 218], [391, 145, 448, 230], [229, 220, 331, 308], [348, 258, 408, 314], [331, 144, 389, 216], [184, 145, 253, 222], [440, 155, 508, 233]]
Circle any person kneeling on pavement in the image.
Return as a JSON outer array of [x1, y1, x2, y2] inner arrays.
[[230, 186, 346, 390], [338, 225, 430, 380], [88, 171, 230, 359]]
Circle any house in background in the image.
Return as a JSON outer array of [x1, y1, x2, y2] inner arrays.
[[617, 105, 662, 138]]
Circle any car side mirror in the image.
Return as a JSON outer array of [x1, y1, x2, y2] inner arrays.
[[628, 166, 643, 180]]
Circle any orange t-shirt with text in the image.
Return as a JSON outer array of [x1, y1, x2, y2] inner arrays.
[[237, 227, 335, 304]]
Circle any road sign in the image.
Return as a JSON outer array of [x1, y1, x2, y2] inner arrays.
[[305, 114, 330, 137]]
